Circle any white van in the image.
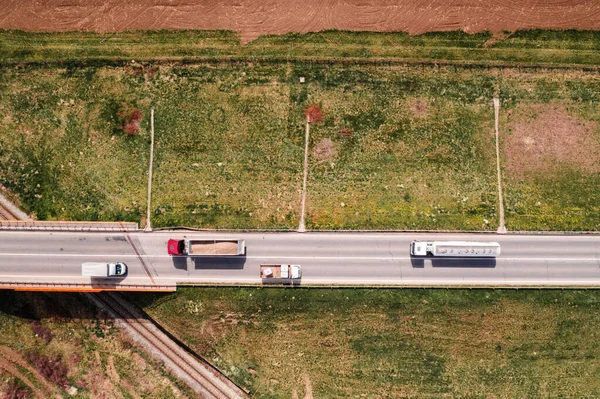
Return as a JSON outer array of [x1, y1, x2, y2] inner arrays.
[[81, 262, 127, 277]]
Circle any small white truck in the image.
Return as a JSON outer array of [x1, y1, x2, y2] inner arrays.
[[410, 241, 501, 257], [260, 264, 302, 280], [82, 262, 128, 277]]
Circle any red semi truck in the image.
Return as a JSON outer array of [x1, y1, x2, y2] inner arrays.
[[168, 238, 245, 256]]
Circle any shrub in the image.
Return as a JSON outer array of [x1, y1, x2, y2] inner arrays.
[[26, 352, 68, 388], [339, 127, 354, 138], [31, 321, 53, 343], [304, 104, 324, 123], [117, 104, 143, 136], [3, 379, 31, 399]]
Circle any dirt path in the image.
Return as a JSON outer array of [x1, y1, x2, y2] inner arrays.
[[0, 1, 599, 43], [0, 346, 56, 398]]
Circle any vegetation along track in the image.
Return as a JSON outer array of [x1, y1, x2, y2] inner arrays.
[[86, 292, 248, 399]]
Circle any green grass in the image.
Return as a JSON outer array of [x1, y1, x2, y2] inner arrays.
[[132, 287, 600, 398], [3, 29, 600, 66], [1, 33, 600, 230]]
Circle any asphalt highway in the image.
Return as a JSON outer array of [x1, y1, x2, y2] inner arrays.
[[0, 231, 599, 288]]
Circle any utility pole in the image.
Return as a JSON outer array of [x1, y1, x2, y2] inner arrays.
[[144, 107, 155, 232], [298, 114, 310, 233], [494, 98, 507, 234]]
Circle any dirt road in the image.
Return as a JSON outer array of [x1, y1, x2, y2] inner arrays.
[[1, 0, 599, 43]]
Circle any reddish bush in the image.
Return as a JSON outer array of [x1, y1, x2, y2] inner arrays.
[[339, 127, 354, 138], [117, 104, 143, 136], [31, 321, 53, 343], [304, 104, 324, 123], [26, 352, 69, 388], [4, 379, 31, 399]]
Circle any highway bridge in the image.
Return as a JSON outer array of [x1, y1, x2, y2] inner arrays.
[[0, 231, 599, 291]]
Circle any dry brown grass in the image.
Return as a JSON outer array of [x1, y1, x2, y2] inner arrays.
[[410, 98, 431, 118], [312, 138, 337, 162], [504, 103, 600, 176]]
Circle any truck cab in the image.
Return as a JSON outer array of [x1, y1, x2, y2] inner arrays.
[[410, 241, 429, 256], [168, 239, 185, 255]]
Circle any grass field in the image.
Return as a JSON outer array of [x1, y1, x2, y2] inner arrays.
[[0, 292, 195, 398], [3, 29, 600, 66], [1, 30, 599, 231], [132, 287, 600, 398]]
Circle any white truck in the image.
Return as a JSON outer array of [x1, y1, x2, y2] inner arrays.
[[260, 264, 302, 280], [82, 262, 128, 277], [168, 239, 245, 256], [410, 241, 501, 257]]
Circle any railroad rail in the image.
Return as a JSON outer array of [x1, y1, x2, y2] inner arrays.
[[0, 192, 29, 221], [86, 292, 248, 399], [0, 204, 21, 220]]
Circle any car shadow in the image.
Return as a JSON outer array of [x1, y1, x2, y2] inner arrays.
[[89, 275, 127, 289]]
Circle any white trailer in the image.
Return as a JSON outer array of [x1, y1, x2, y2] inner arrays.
[[410, 241, 500, 257]]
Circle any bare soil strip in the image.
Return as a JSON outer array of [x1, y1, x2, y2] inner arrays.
[[0, 347, 54, 398], [1, 1, 600, 43]]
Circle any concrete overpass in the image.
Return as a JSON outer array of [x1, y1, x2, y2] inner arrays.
[[0, 230, 599, 290]]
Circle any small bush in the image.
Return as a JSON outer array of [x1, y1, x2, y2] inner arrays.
[[304, 104, 324, 123], [339, 127, 354, 138], [3, 379, 31, 399], [31, 321, 53, 343], [117, 104, 143, 136], [26, 352, 68, 388]]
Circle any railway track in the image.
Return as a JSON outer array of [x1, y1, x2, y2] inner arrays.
[[87, 292, 248, 399], [0, 202, 21, 220]]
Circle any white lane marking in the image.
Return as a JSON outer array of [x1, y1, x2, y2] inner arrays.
[[2, 275, 600, 284], [0, 253, 598, 262]]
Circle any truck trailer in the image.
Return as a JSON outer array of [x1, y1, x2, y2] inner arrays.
[[260, 264, 302, 280], [81, 262, 128, 277], [168, 239, 245, 256], [410, 241, 501, 257]]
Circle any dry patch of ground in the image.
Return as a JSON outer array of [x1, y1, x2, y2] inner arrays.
[[312, 138, 337, 162], [503, 104, 600, 176], [410, 98, 431, 118]]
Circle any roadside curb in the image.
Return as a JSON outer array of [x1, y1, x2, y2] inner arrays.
[[152, 227, 600, 236], [0, 220, 139, 231]]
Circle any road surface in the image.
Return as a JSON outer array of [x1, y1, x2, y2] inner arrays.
[[0, 231, 599, 288]]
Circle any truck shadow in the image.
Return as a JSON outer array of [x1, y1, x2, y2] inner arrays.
[[431, 258, 496, 268], [410, 257, 496, 268], [260, 279, 302, 286], [192, 256, 246, 270], [171, 256, 188, 271]]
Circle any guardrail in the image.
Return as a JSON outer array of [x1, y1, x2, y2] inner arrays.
[[0, 281, 174, 292], [0, 220, 138, 231]]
